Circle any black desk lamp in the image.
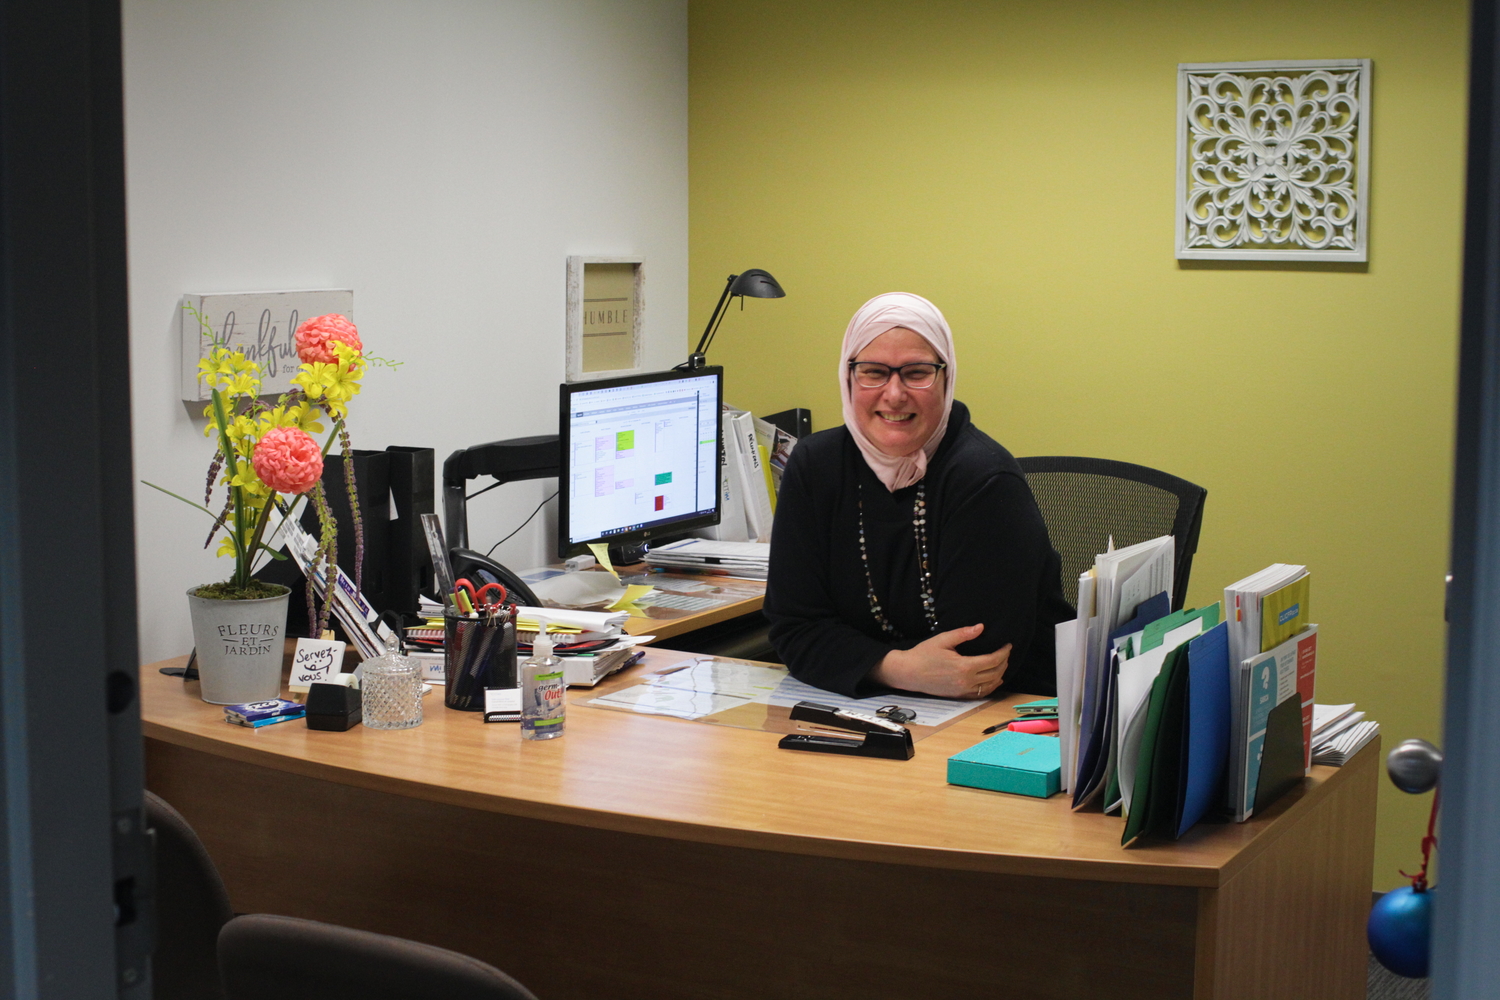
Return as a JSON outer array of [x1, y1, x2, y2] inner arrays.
[[683, 268, 785, 369]]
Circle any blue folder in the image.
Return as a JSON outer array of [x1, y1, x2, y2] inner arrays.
[[1175, 620, 1231, 837]]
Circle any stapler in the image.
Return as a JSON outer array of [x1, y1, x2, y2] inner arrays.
[[777, 701, 915, 760]]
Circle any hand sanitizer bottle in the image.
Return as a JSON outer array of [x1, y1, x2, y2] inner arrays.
[[521, 619, 565, 740]]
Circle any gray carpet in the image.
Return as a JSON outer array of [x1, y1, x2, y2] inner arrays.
[[1368, 955, 1430, 999]]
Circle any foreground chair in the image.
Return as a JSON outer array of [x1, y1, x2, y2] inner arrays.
[[147, 790, 234, 1000], [218, 914, 540, 1000], [1017, 456, 1207, 611]]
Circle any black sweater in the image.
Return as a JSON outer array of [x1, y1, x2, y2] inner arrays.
[[764, 401, 1073, 698]]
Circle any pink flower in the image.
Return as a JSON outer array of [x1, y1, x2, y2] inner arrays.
[[294, 314, 362, 365], [252, 427, 324, 495]]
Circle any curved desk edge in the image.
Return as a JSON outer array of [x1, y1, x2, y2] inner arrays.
[[142, 709, 1375, 891]]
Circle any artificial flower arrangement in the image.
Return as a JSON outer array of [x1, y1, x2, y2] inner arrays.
[[148, 307, 372, 636]]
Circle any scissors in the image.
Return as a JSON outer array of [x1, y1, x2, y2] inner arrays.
[[454, 578, 507, 615]]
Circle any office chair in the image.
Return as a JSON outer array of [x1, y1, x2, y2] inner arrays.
[[217, 914, 539, 1000], [146, 790, 235, 1000], [1016, 457, 1207, 611]]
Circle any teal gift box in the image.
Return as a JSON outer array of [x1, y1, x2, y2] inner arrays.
[[947, 730, 1061, 798]]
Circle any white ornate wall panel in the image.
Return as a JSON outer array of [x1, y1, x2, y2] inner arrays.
[[1176, 59, 1371, 262]]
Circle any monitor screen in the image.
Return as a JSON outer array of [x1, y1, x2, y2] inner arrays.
[[558, 367, 723, 557]]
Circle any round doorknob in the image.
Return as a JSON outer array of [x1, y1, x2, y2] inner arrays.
[[1387, 739, 1443, 794]]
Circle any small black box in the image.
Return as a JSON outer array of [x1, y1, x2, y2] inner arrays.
[[305, 682, 362, 732]]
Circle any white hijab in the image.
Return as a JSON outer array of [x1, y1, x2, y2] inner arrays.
[[839, 292, 957, 492]]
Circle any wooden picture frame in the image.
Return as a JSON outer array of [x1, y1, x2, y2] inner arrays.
[[566, 256, 644, 381]]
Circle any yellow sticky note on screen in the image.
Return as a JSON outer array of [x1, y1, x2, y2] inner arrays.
[[587, 542, 618, 580], [607, 585, 654, 612]]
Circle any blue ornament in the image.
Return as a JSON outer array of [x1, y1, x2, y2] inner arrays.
[[1368, 885, 1434, 978]]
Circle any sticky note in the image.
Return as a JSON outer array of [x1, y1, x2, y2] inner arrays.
[[587, 542, 618, 581], [608, 585, 654, 612], [288, 637, 346, 694]]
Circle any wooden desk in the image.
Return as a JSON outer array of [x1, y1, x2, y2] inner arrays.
[[141, 648, 1375, 1000], [616, 572, 764, 641]]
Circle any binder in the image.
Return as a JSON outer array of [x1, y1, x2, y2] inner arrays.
[[727, 408, 774, 541]]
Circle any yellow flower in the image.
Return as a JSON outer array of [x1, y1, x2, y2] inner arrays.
[[229, 466, 270, 499], [197, 347, 262, 394], [225, 414, 258, 441], [292, 361, 337, 399], [197, 347, 234, 379], [219, 371, 261, 396], [292, 343, 365, 417], [259, 402, 325, 436], [215, 534, 238, 559]]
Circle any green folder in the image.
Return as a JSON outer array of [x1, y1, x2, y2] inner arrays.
[[1121, 643, 1190, 847], [1139, 602, 1222, 653]]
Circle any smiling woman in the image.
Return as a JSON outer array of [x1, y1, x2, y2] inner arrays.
[[764, 292, 1074, 701]]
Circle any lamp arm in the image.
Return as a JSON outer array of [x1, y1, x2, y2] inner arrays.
[[698, 292, 740, 361], [692, 274, 739, 358]]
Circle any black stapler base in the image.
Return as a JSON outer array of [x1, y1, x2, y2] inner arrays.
[[777, 702, 915, 760]]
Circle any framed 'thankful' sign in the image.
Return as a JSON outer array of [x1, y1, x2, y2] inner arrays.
[[179, 288, 354, 401]]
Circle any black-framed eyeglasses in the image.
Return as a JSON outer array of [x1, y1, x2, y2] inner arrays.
[[847, 361, 947, 389]]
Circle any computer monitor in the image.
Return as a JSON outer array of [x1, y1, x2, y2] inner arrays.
[[558, 366, 723, 559]]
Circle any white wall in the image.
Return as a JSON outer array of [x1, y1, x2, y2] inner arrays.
[[124, 0, 688, 663]]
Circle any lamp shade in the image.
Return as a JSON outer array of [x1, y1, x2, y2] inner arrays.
[[728, 269, 785, 299]]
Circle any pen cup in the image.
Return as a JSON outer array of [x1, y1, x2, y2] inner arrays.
[[444, 608, 517, 711]]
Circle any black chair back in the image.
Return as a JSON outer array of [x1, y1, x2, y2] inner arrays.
[[147, 791, 234, 1000], [218, 914, 538, 1000], [1017, 457, 1207, 611]]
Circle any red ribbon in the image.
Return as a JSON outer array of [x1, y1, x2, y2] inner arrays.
[[1399, 787, 1441, 893]]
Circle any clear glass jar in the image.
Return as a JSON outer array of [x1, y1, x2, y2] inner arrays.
[[360, 635, 423, 731]]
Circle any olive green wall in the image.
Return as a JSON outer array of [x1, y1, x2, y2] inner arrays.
[[689, 0, 1467, 889]]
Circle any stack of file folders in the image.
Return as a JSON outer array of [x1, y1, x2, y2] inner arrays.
[[644, 538, 771, 579], [1055, 545, 1324, 845], [1309, 703, 1380, 766]]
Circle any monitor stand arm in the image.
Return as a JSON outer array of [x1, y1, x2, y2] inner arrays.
[[441, 435, 561, 554]]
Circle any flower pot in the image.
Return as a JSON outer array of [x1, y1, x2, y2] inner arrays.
[[186, 585, 291, 705]]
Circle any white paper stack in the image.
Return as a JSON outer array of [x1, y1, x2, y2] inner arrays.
[[514, 606, 630, 634], [1310, 702, 1380, 766], [645, 538, 771, 579], [1088, 536, 1175, 674]]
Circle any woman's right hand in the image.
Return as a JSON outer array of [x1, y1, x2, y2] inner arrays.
[[869, 624, 1011, 700]]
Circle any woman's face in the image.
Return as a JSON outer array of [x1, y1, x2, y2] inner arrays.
[[850, 327, 946, 456]]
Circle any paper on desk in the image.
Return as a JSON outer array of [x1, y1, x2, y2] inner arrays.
[[528, 571, 627, 608], [1312, 702, 1357, 735], [585, 657, 983, 732], [766, 675, 977, 728], [647, 658, 980, 727], [647, 658, 787, 698], [514, 606, 628, 632], [589, 685, 752, 720], [607, 585, 655, 612]]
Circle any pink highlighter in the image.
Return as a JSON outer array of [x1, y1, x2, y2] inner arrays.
[[1006, 718, 1060, 735]]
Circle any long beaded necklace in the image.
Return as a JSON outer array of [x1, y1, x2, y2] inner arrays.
[[856, 480, 938, 637]]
